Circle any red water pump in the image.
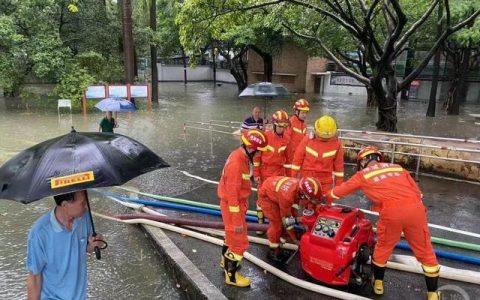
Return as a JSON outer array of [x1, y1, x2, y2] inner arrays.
[[299, 205, 374, 286]]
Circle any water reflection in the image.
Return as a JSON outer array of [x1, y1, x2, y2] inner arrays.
[[0, 82, 479, 298]]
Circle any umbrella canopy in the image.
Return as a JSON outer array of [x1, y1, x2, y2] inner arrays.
[[238, 82, 290, 98], [95, 97, 137, 112], [239, 82, 290, 118], [0, 129, 168, 203]]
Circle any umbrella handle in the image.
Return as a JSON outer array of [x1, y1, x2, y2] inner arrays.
[[86, 192, 103, 260]]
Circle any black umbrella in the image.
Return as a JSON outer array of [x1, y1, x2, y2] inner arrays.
[[0, 127, 169, 258], [239, 82, 290, 118]]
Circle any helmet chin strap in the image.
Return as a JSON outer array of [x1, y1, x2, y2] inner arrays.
[[242, 144, 257, 163]]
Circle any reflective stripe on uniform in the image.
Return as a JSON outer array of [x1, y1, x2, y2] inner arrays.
[[292, 204, 300, 210], [229, 206, 240, 213], [322, 150, 337, 158], [275, 177, 290, 192], [225, 249, 243, 261], [333, 171, 344, 177], [265, 145, 275, 152], [363, 167, 403, 179], [283, 164, 292, 169], [291, 164, 301, 171], [293, 127, 303, 134], [306, 146, 318, 157], [278, 145, 287, 152], [242, 173, 251, 180], [330, 190, 340, 199], [422, 264, 440, 277]]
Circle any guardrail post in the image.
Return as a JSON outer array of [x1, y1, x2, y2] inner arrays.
[[390, 143, 396, 163], [415, 149, 422, 181], [209, 120, 214, 156]]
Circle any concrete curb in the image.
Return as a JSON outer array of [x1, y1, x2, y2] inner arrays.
[[141, 224, 227, 300]]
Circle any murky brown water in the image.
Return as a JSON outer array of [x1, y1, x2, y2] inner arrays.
[[0, 82, 479, 299]]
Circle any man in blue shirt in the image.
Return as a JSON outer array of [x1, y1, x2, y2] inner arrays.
[[241, 106, 264, 131], [26, 190, 105, 300]]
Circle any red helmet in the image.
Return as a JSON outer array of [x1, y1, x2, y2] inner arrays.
[[271, 110, 290, 128], [299, 177, 322, 200], [241, 129, 268, 151], [293, 99, 310, 112], [357, 146, 384, 170]]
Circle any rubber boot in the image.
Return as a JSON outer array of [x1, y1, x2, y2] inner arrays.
[[423, 264, 440, 300], [219, 244, 228, 269], [425, 273, 439, 300], [224, 251, 251, 288], [372, 263, 386, 295], [256, 206, 264, 235], [426, 291, 440, 300], [267, 247, 289, 264]]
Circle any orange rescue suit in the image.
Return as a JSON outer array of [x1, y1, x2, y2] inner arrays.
[[328, 162, 438, 266], [253, 130, 290, 183], [285, 115, 307, 175], [291, 135, 344, 191], [217, 148, 252, 255], [257, 176, 300, 246]]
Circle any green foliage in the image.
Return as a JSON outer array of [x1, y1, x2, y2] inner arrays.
[[73, 51, 124, 83], [53, 62, 95, 109], [176, 0, 284, 60]]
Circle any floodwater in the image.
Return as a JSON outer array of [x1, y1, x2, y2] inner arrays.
[[0, 82, 479, 299]]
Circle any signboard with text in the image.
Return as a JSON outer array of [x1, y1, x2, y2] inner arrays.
[[85, 86, 106, 99], [108, 86, 128, 98], [130, 85, 148, 97], [330, 75, 365, 87]]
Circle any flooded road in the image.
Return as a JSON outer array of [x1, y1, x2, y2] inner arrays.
[[0, 82, 479, 299]]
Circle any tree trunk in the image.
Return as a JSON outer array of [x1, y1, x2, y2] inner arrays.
[[426, 50, 441, 117], [400, 46, 416, 100], [181, 48, 187, 84], [373, 72, 398, 132], [249, 45, 273, 82], [263, 53, 273, 82], [122, 0, 135, 84], [366, 86, 377, 107], [150, 0, 158, 102], [457, 48, 471, 103], [426, 2, 443, 117]]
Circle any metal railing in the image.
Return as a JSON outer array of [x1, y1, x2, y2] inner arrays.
[[183, 120, 480, 183]]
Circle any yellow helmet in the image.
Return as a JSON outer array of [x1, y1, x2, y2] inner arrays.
[[314, 115, 337, 139]]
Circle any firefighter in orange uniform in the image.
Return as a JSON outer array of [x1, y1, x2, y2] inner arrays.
[[258, 176, 321, 263], [253, 110, 290, 229], [327, 146, 440, 300], [218, 129, 268, 287], [285, 99, 309, 176], [291, 115, 344, 191]]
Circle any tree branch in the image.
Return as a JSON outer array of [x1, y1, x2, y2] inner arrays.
[[286, 0, 360, 37], [283, 22, 369, 85], [395, 0, 440, 58], [379, 0, 407, 64]]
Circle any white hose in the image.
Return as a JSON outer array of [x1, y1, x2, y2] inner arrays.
[[179, 171, 480, 239], [388, 255, 480, 285], [104, 196, 480, 285], [92, 211, 371, 300]]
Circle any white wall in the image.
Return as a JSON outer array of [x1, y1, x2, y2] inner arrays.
[[157, 64, 236, 83]]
